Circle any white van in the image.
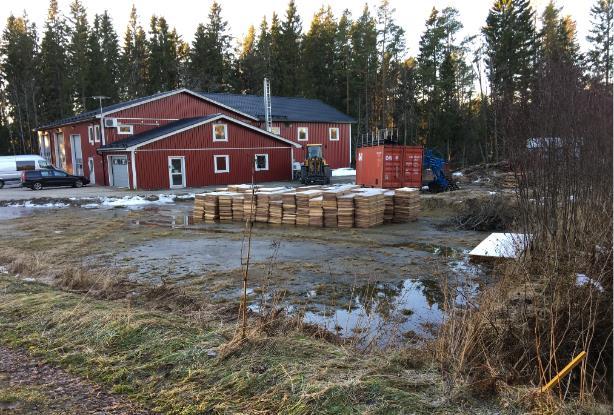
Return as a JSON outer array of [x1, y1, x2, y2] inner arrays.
[[0, 155, 53, 188]]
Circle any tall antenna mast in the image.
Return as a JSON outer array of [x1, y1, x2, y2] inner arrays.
[[263, 78, 272, 132]]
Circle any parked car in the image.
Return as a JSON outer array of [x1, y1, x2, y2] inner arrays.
[[0, 155, 53, 188], [20, 169, 90, 190]]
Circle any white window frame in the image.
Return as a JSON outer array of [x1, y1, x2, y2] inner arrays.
[[271, 126, 281, 135], [329, 127, 340, 141], [297, 127, 308, 141], [214, 155, 230, 173], [117, 124, 134, 135], [94, 125, 101, 143], [254, 154, 269, 171], [212, 123, 228, 142], [88, 125, 94, 144]]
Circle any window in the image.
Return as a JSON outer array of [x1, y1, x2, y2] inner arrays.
[[297, 127, 308, 141], [94, 125, 101, 142], [88, 126, 94, 144], [40, 170, 52, 177], [16, 160, 36, 171], [329, 127, 339, 141], [53, 170, 68, 177], [214, 155, 229, 173], [255, 154, 269, 171], [271, 126, 281, 135], [212, 124, 228, 141], [117, 125, 133, 135]]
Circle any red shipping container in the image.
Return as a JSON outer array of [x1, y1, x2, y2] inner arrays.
[[356, 145, 423, 189]]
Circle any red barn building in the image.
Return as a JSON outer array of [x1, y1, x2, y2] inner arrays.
[[36, 89, 354, 190]]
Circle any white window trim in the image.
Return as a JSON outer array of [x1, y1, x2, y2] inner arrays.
[[329, 127, 340, 141], [255, 154, 269, 171], [94, 125, 101, 143], [271, 126, 281, 135], [214, 155, 230, 173], [212, 123, 228, 142], [117, 124, 134, 135], [88, 125, 94, 144], [297, 127, 308, 141]]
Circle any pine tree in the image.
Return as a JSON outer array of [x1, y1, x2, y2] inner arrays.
[[269, 13, 283, 93], [188, 1, 232, 91], [483, 0, 536, 106], [85, 14, 104, 109], [235, 25, 259, 93], [301, 7, 337, 101], [121, 5, 148, 99], [587, 0, 613, 86], [148, 16, 181, 93], [277, 0, 302, 96], [98, 11, 120, 103], [393, 58, 418, 145], [333, 10, 352, 114], [0, 13, 40, 153], [350, 5, 378, 134], [39, 0, 72, 122], [254, 16, 272, 87], [67, 0, 89, 112]]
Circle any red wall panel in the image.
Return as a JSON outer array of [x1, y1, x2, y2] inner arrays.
[[134, 119, 293, 189]]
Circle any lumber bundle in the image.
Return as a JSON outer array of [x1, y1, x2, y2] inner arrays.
[[255, 193, 271, 223], [203, 193, 220, 222], [228, 184, 261, 193], [308, 196, 324, 227], [268, 200, 283, 224], [232, 195, 244, 221], [243, 193, 256, 222], [393, 187, 420, 222], [193, 194, 206, 219], [322, 185, 357, 228], [353, 189, 385, 228], [281, 193, 297, 225], [336, 193, 356, 228], [384, 190, 395, 223], [295, 190, 322, 226], [218, 192, 237, 221]]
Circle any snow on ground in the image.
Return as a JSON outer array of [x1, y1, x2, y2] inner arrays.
[[452, 171, 463, 177], [8, 201, 69, 208], [332, 168, 356, 177], [5, 193, 196, 210]]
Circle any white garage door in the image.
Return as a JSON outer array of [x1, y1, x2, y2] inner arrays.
[[110, 156, 129, 188]]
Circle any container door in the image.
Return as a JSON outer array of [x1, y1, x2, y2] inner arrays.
[[402, 146, 423, 188], [168, 157, 186, 189], [382, 147, 403, 188]]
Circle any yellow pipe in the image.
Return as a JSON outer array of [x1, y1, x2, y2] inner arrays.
[[540, 351, 587, 393]]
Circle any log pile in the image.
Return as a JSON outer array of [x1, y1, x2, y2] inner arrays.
[[393, 187, 420, 222], [192, 185, 421, 228]]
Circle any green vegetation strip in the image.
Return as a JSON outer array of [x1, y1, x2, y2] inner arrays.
[[0, 276, 444, 414]]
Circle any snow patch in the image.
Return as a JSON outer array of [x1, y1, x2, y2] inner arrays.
[[332, 168, 356, 177], [8, 201, 69, 208], [452, 171, 463, 177]]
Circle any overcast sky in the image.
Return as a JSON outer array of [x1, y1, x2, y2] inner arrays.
[[0, 0, 594, 56]]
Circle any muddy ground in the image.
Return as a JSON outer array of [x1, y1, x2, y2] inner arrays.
[[0, 188, 497, 347]]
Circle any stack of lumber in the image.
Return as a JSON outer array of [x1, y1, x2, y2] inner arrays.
[[193, 194, 206, 219], [295, 190, 322, 226], [218, 192, 238, 221], [322, 185, 357, 228], [203, 192, 221, 222], [243, 192, 256, 222], [269, 200, 283, 224], [336, 193, 356, 228], [255, 193, 271, 223], [228, 184, 261, 193], [232, 194, 244, 221], [384, 190, 395, 223], [308, 196, 324, 227], [353, 189, 385, 228], [281, 193, 297, 225], [393, 187, 420, 222]]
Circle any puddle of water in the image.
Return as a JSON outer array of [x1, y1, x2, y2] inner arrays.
[[0, 207, 34, 221]]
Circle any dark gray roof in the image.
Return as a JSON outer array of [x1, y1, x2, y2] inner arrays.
[[37, 90, 184, 130], [99, 115, 219, 150], [198, 92, 356, 123]]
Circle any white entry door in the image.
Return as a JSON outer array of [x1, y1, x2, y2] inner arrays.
[[54, 133, 65, 169], [88, 157, 95, 184], [109, 156, 129, 188], [70, 134, 83, 175], [168, 157, 186, 189]]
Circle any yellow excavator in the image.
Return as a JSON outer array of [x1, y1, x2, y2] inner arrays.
[[300, 144, 332, 185]]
